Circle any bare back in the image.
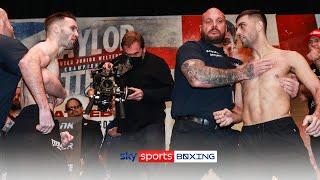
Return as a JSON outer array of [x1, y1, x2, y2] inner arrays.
[[241, 49, 294, 125]]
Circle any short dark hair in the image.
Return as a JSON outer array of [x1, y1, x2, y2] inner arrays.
[[65, 97, 83, 111], [236, 9, 267, 33], [44, 11, 76, 32], [120, 31, 145, 49]]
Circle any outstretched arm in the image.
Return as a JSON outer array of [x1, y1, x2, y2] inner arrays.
[[279, 73, 300, 99], [181, 58, 273, 88]]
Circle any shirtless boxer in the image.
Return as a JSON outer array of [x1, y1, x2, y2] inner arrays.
[[236, 10, 320, 179], [214, 10, 320, 179], [5, 12, 78, 179], [17, 12, 79, 134]]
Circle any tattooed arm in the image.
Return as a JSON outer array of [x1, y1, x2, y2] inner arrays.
[[181, 59, 273, 88]]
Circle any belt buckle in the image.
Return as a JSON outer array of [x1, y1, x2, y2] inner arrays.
[[194, 117, 204, 125], [202, 118, 209, 126], [197, 117, 219, 129], [198, 117, 218, 129], [180, 116, 212, 127], [194, 117, 209, 126]]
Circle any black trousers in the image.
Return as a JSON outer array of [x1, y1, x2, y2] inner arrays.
[[104, 122, 165, 180], [237, 116, 315, 180], [168, 118, 240, 180], [4, 105, 68, 180]]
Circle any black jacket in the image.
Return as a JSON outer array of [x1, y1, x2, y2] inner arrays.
[[107, 52, 174, 133]]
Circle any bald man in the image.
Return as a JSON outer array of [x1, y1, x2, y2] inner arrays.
[[0, 8, 28, 129], [0, 8, 28, 176]]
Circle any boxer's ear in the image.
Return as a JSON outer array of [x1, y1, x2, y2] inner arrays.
[[256, 21, 263, 33], [49, 22, 61, 36]]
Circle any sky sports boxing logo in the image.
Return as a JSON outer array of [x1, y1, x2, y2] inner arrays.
[[120, 150, 217, 163]]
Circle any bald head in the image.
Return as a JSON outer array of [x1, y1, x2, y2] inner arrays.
[[0, 8, 14, 37], [0, 8, 7, 21], [202, 8, 225, 22], [200, 7, 226, 46]]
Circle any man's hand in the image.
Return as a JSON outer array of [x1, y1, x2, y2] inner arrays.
[[55, 97, 65, 106], [127, 87, 144, 101], [36, 109, 55, 134], [107, 127, 121, 137], [279, 73, 299, 98], [213, 108, 235, 127], [86, 88, 95, 97], [242, 59, 274, 80], [303, 115, 320, 137], [47, 96, 65, 110], [60, 131, 74, 147], [103, 62, 113, 71], [48, 95, 65, 105]]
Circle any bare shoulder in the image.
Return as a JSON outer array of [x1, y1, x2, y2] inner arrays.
[[280, 49, 304, 60], [24, 42, 50, 65], [279, 49, 311, 74], [274, 49, 306, 65], [25, 43, 44, 57]]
